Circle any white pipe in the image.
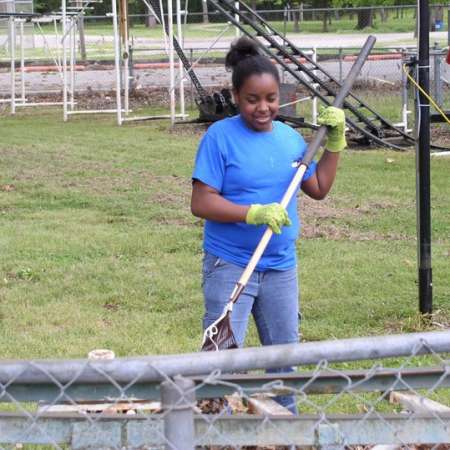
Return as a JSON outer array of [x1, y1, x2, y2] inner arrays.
[[15, 102, 65, 107], [159, 0, 169, 55], [312, 47, 318, 125], [234, 1, 240, 38], [167, 0, 175, 125], [67, 109, 127, 115], [122, 113, 188, 122], [124, 53, 130, 115], [176, 0, 185, 118], [431, 151, 450, 157], [19, 20, 25, 103], [184, 0, 189, 28], [62, 0, 68, 121], [111, 0, 123, 125], [69, 17, 76, 110], [122, 3, 130, 115], [9, 17, 16, 115]]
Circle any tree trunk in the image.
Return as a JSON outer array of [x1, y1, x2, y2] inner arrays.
[[77, 16, 87, 61], [76, 1, 87, 61], [146, 11, 157, 28], [322, 10, 328, 32], [293, 9, 300, 32], [356, 8, 373, 29], [202, 0, 209, 24]]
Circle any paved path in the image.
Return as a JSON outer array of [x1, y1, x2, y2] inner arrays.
[[2, 29, 446, 49], [0, 31, 448, 95]]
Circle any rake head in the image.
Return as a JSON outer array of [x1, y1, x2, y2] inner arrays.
[[201, 309, 238, 351]]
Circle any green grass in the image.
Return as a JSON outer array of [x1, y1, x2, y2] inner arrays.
[[32, 8, 433, 38], [0, 107, 449, 361], [0, 106, 449, 421]]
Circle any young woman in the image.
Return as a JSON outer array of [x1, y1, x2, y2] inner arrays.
[[191, 37, 346, 413]]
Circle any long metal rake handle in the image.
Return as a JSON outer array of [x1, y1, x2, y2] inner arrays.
[[227, 35, 377, 305]]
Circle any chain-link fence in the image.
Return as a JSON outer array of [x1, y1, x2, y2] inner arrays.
[[0, 330, 449, 449]]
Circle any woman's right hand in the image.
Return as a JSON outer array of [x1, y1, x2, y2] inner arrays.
[[245, 203, 291, 234]]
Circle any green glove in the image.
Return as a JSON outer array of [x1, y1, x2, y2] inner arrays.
[[317, 106, 347, 152], [246, 203, 292, 234]]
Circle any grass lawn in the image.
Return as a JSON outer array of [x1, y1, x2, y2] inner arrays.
[[0, 108, 449, 364], [0, 106, 449, 418]]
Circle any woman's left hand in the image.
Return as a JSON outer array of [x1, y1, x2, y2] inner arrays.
[[317, 106, 347, 152]]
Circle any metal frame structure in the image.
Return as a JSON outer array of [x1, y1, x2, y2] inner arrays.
[[115, 0, 189, 125], [207, 0, 416, 149], [0, 330, 448, 447], [61, 0, 126, 123], [1, 13, 66, 113]]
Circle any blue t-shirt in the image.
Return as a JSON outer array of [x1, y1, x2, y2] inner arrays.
[[192, 115, 317, 271]]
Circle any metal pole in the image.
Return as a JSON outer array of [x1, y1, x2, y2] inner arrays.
[[119, 0, 130, 114], [401, 50, 410, 133], [161, 376, 196, 450], [2, 330, 450, 384], [62, 0, 68, 121], [338, 47, 343, 83], [416, 0, 432, 314], [176, 0, 185, 118], [168, 0, 176, 125], [19, 20, 25, 104], [9, 17, 16, 114], [234, 0, 240, 38], [312, 46, 318, 125], [70, 17, 76, 111], [111, 0, 123, 125]]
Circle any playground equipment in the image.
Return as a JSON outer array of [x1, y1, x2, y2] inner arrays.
[[137, 0, 429, 149], [114, 0, 189, 124], [144, 0, 236, 123], [205, 0, 417, 150], [61, 0, 126, 122], [0, 10, 67, 112]]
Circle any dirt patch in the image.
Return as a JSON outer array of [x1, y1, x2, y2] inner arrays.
[[384, 310, 450, 335], [300, 195, 408, 241]]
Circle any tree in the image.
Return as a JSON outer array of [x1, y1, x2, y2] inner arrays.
[[332, 0, 389, 30], [316, 0, 332, 32], [202, 0, 209, 24]]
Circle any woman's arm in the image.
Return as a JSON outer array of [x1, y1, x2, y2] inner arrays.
[[191, 180, 249, 222], [301, 150, 340, 200], [301, 106, 346, 200]]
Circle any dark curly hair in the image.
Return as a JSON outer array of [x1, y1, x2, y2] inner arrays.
[[225, 36, 279, 92]]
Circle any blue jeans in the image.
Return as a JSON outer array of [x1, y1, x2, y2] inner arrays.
[[202, 252, 300, 414]]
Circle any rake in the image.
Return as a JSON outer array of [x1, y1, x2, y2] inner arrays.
[[201, 35, 377, 352]]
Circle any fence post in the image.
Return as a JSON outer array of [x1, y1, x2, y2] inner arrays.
[[161, 375, 196, 450]]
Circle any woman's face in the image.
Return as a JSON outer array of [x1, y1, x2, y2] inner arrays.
[[234, 72, 279, 132]]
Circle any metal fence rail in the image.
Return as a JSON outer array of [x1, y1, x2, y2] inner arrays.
[[0, 330, 449, 449]]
